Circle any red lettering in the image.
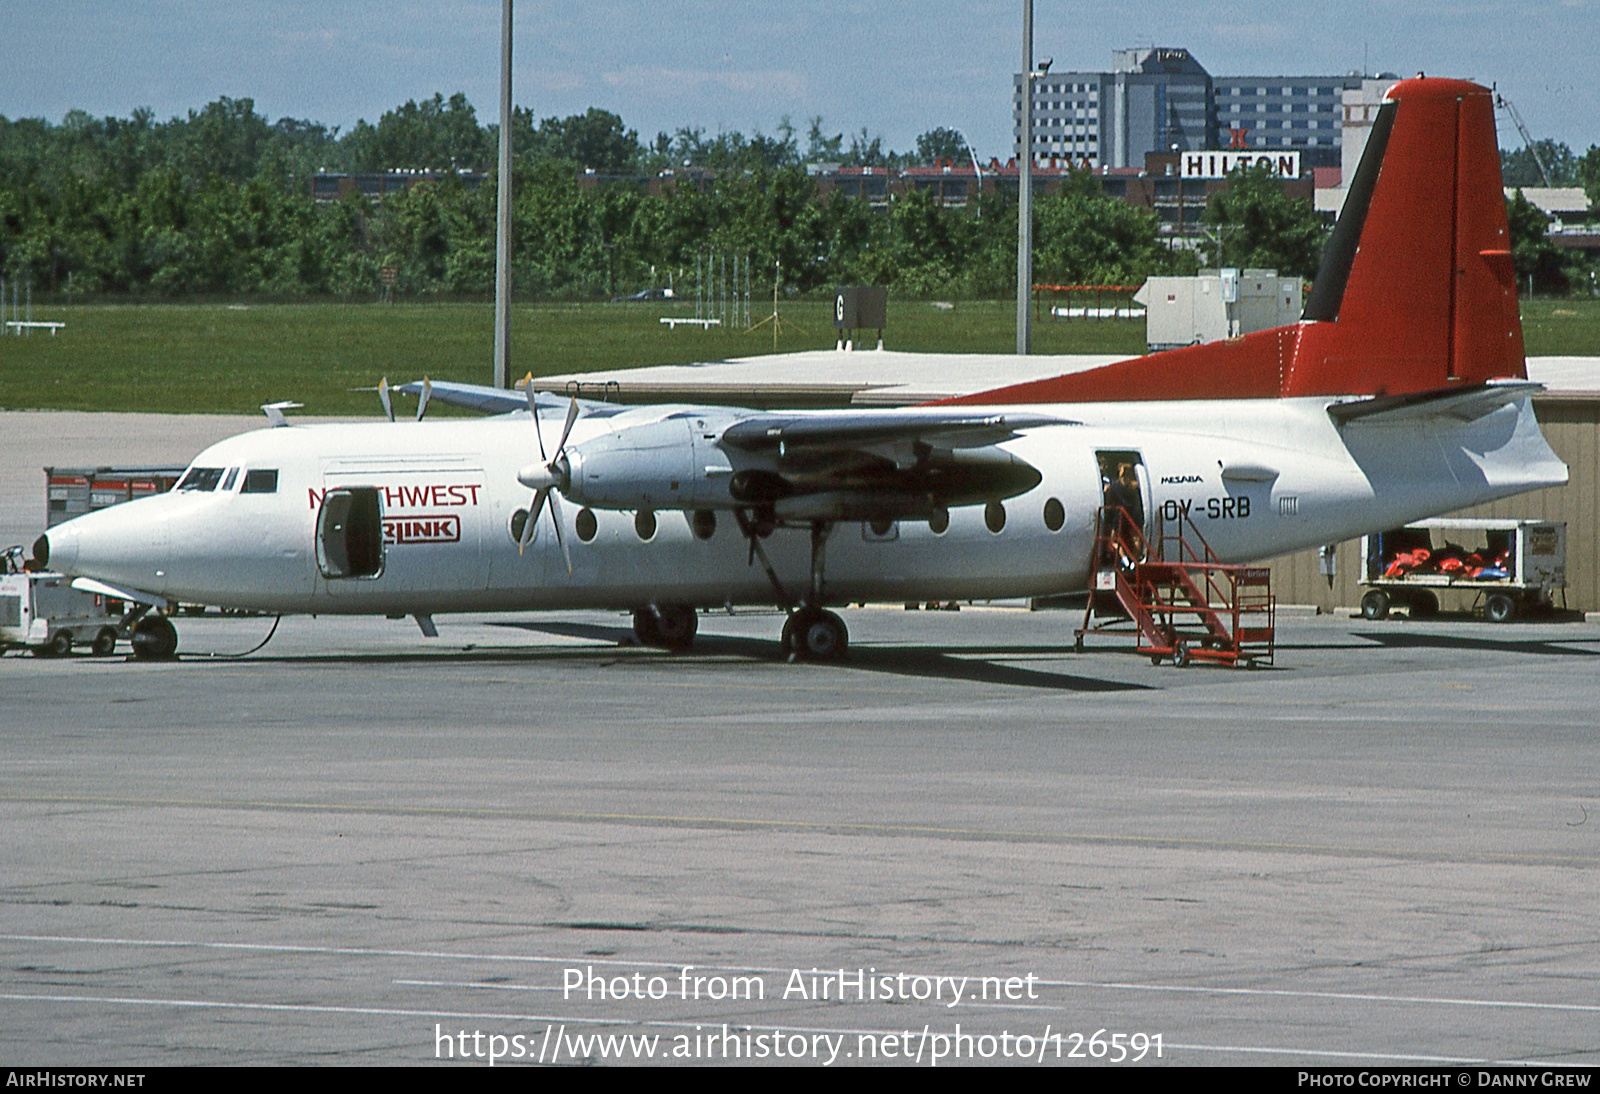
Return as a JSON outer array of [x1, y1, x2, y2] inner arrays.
[[308, 487, 324, 510], [402, 485, 429, 507], [430, 485, 447, 506], [466, 484, 481, 505], [447, 485, 466, 505]]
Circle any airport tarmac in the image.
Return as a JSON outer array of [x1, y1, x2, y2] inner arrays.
[[3, 607, 1598, 1067]]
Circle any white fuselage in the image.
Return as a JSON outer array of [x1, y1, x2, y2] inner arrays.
[[44, 396, 1568, 615]]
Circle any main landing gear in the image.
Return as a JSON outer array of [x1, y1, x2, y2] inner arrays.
[[628, 516, 852, 661], [738, 513, 850, 662]]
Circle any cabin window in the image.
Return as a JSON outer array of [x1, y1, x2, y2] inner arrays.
[[634, 510, 657, 541], [575, 508, 598, 542], [177, 467, 224, 491], [690, 510, 716, 540], [1043, 497, 1065, 532], [985, 501, 1007, 534], [241, 469, 279, 494], [928, 508, 950, 535]]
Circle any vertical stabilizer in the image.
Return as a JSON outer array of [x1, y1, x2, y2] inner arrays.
[[1290, 77, 1524, 396], [942, 77, 1525, 408]]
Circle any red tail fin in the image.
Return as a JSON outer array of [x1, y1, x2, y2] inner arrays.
[[942, 77, 1523, 407]]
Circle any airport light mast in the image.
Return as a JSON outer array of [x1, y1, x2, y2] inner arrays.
[[493, 0, 513, 389], [1016, 3, 1048, 355]]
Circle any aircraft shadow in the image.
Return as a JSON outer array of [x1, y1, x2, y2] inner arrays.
[[491, 621, 1150, 693], [1354, 630, 1600, 659]]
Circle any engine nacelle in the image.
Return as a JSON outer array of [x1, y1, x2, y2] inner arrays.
[[563, 416, 740, 511]]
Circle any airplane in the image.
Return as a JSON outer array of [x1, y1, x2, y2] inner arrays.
[[33, 78, 1569, 662]]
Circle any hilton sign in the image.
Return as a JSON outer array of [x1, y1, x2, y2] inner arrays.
[[1180, 151, 1300, 179]]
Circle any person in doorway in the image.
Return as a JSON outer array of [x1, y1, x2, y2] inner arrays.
[[1107, 463, 1145, 531]]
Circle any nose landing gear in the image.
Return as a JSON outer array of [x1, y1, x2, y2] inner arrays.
[[131, 615, 178, 661]]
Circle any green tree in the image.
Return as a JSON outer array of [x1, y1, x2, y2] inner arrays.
[[1200, 164, 1328, 278], [1500, 140, 1578, 187], [1506, 189, 1567, 294], [1034, 171, 1171, 284], [915, 127, 969, 166]]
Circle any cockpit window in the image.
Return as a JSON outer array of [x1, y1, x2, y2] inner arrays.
[[220, 468, 239, 491], [178, 467, 225, 491], [241, 469, 279, 494]]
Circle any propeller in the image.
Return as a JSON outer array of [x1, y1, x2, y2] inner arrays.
[[377, 377, 395, 422], [515, 381, 580, 573], [415, 376, 432, 421]]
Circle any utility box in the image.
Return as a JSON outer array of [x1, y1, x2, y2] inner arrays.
[[1134, 268, 1302, 351], [833, 286, 887, 349]]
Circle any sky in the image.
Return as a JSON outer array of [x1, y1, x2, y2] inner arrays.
[[1, 1, 1596, 160]]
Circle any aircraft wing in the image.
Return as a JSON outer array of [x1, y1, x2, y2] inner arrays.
[[713, 410, 1068, 520], [721, 411, 1066, 457], [394, 380, 609, 416]]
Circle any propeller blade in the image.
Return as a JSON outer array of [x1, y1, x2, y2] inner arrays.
[[547, 491, 572, 575], [519, 488, 548, 554], [416, 376, 432, 422], [526, 381, 548, 463], [557, 394, 580, 454], [377, 377, 394, 422]]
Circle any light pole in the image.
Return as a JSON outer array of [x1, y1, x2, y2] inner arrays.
[[1016, 2, 1049, 356], [493, 0, 513, 389]]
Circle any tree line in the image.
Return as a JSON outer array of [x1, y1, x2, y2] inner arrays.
[[0, 91, 1588, 302]]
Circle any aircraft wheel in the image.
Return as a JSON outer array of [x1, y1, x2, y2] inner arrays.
[[783, 607, 848, 661], [91, 627, 118, 657], [131, 616, 178, 661], [1360, 590, 1390, 621], [1408, 591, 1439, 619], [1484, 593, 1517, 624]]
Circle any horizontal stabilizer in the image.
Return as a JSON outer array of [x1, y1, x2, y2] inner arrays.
[[1326, 380, 1542, 426]]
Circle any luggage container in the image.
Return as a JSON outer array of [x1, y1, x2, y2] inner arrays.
[[45, 465, 184, 527], [1358, 519, 1566, 623]]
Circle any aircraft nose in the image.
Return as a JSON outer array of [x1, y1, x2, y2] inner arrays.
[[43, 502, 170, 588]]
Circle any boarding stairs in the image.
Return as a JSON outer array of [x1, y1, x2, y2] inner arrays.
[[1074, 506, 1275, 667]]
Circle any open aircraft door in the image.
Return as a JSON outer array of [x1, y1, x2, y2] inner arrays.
[[1095, 450, 1151, 538], [317, 488, 385, 580]]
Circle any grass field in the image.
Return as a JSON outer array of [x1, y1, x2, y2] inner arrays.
[[1, 296, 1597, 415]]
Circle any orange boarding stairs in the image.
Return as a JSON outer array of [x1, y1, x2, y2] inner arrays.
[[1074, 506, 1276, 668]]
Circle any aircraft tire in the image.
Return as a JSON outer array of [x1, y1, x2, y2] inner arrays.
[[1360, 590, 1390, 621], [131, 616, 178, 661], [91, 627, 118, 657], [784, 608, 847, 661]]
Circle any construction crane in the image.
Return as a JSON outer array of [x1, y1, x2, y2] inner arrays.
[[1495, 92, 1553, 188]]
